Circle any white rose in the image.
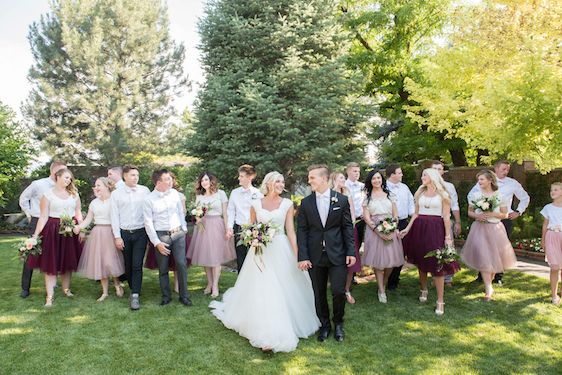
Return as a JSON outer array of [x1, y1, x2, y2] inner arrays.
[[480, 202, 490, 210]]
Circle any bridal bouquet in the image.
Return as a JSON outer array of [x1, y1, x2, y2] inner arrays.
[[15, 237, 42, 261], [237, 222, 279, 256], [471, 194, 501, 212], [424, 246, 460, 271], [375, 217, 398, 242], [58, 214, 76, 237], [189, 202, 212, 230]]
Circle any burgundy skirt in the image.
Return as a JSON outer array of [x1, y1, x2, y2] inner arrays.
[[144, 233, 192, 270], [403, 215, 459, 276], [347, 226, 362, 273], [27, 217, 83, 275]]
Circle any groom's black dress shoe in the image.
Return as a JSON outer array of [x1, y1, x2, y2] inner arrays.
[[317, 326, 331, 342], [160, 299, 171, 306], [179, 298, 193, 306], [334, 324, 345, 342]]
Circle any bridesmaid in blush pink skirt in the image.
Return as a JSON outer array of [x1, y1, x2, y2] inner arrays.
[[461, 170, 516, 302], [362, 170, 404, 304], [186, 172, 236, 298], [540, 182, 562, 305], [76, 178, 124, 302]]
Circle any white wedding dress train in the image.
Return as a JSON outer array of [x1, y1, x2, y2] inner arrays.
[[209, 198, 320, 352]]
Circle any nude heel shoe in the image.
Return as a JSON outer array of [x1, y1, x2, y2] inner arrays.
[[419, 290, 428, 303], [435, 302, 445, 316]]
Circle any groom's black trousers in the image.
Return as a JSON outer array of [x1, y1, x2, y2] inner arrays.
[[308, 252, 347, 327]]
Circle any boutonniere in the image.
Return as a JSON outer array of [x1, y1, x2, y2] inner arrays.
[[251, 193, 258, 200], [331, 195, 339, 205]]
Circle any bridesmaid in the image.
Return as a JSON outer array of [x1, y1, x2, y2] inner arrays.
[[187, 172, 236, 298], [400, 168, 459, 315], [462, 170, 517, 301], [540, 182, 562, 305], [75, 177, 125, 301], [362, 170, 404, 303], [29, 168, 83, 307], [329, 172, 361, 304]]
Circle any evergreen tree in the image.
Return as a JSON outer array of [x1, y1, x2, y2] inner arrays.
[[23, 0, 186, 165], [188, 0, 368, 188]]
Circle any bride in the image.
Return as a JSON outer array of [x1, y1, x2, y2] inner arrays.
[[209, 171, 320, 352]]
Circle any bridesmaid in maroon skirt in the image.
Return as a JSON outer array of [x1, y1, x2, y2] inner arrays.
[[400, 168, 459, 316], [28, 168, 83, 307], [329, 172, 361, 304]]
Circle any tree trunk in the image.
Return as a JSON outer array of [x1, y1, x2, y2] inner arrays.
[[449, 148, 468, 166]]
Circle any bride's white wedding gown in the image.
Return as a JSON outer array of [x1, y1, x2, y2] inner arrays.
[[209, 198, 320, 352]]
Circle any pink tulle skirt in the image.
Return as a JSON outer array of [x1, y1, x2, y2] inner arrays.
[[362, 215, 404, 269], [77, 225, 125, 280], [545, 231, 562, 270], [461, 221, 517, 273], [187, 216, 236, 267], [27, 217, 82, 275]]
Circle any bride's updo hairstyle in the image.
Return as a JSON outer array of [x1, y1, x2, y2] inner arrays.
[[260, 171, 283, 196]]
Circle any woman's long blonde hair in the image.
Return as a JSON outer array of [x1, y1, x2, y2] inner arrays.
[[329, 172, 350, 196], [55, 168, 78, 197], [414, 168, 450, 205], [260, 171, 284, 196]]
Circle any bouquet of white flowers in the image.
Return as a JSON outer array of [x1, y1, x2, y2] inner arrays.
[[471, 194, 501, 212], [189, 202, 212, 230], [58, 214, 76, 237], [375, 217, 398, 243], [424, 246, 459, 271]]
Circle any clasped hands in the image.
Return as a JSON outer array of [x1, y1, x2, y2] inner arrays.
[[297, 256, 356, 271]]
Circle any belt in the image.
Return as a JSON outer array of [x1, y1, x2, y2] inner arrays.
[[121, 227, 144, 234], [157, 227, 182, 236]]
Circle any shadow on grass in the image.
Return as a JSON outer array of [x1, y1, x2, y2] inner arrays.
[[1, 235, 562, 374]]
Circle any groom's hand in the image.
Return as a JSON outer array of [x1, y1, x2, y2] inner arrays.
[[346, 256, 356, 267], [298, 260, 312, 271]]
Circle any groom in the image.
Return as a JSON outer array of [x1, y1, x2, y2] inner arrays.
[[297, 164, 356, 342]]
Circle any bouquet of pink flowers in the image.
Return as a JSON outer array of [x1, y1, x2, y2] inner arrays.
[[424, 246, 459, 271], [15, 237, 42, 261], [375, 217, 398, 243]]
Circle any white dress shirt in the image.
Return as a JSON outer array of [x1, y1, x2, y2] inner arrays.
[[468, 176, 530, 214], [316, 189, 331, 227], [227, 186, 263, 228], [386, 181, 415, 220], [110, 184, 150, 238], [144, 188, 187, 247], [345, 179, 365, 218], [19, 177, 55, 218], [115, 180, 126, 190], [443, 181, 460, 212]]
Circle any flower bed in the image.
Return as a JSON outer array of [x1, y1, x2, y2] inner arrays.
[[513, 238, 545, 261]]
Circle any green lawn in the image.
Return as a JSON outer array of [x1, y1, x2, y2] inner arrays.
[[1, 235, 561, 374]]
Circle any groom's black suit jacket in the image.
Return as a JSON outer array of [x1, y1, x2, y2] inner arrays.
[[297, 190, 355, 266]]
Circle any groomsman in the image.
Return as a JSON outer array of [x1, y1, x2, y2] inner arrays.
[[385, 164, 415, 290], [226, 164, 263, 273], [431, 161, 461, 286], [110, 165, 150, 310], [345, 162, 366, 246], [18, 161, 66, 298], [144, 169, 191, 306], [468, 160, 530, 284], [107, 166, 126, 190]]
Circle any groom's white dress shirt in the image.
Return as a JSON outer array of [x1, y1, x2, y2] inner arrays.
[[316, 189, 331, 227], [144, 188, 187, 247]]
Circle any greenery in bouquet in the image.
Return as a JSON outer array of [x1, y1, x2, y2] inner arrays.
[[425, 246, 460, 271], [14, 236, 42, 261]]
